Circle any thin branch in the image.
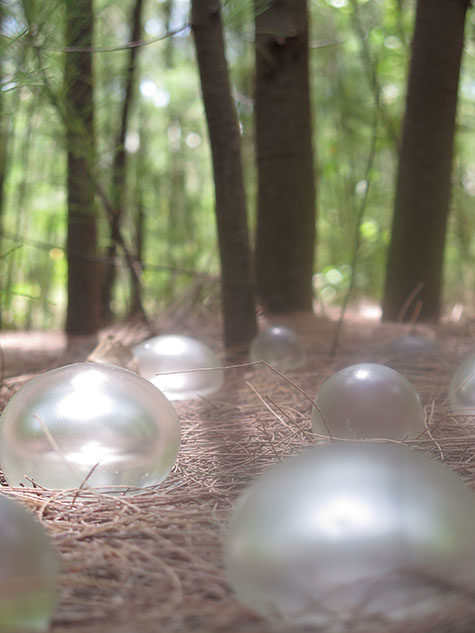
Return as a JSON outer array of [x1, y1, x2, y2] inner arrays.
[[397, 281, 425, 322], [1, 23, 190, 54], [330, 104, 379, 357], [348, 0, 399, 150], [330, 12, 382, 357], [0, 229, 213, 278]]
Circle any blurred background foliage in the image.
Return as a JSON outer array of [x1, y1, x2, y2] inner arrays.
[[0, 0, 474, 329]]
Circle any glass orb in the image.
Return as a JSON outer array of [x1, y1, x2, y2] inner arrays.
[[249, 326, 305, 370], [384, 334, 437, 360], [312, 363, 424, 440], [0, 493, 59, 631], [133, 335, 223, 401], [0, 362, 180, 491], [449, 353, 475, 412], [225, 442, 475, 630]]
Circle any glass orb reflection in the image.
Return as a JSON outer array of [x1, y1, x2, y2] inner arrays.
[[0, 494, 59, 631], [133, 335, 223, 401], [449, 353, 475, 412], [249, 326, 305, 370], [0, 362, 180, 491], [225, 443, 475, 630], [312, 363, 425, 440]]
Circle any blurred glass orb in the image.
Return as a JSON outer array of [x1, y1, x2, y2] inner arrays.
[[449, 353, 475, 412], [225, 442, 475, 630], [133, 335, 223, 401], [384, 334, 437, 360], [0, 362, 180, 491], [312, 363, 424, 440], [249, 326, 305, 370], [0, 493, 59, 631]]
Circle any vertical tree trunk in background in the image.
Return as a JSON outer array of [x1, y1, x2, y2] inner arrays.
[[0, 1, 8, 235], [191, 0, 257, 348], [64, 0, 101, 335], [102, 0, 145, 322], [382, 0, 470, 322], [254, 0, 316, 313], [128, 116, 146, 318], [162, 0, 174, 69]]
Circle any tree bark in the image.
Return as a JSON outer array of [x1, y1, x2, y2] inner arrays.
[[102, 0, 145, 322], [128, 116, 146, 318], [382, 0, 470, 322], [254, 0, 316, 313], [64, 0, 102, 335], [191, 0, 257, 348], [0, 1, 8, 237]]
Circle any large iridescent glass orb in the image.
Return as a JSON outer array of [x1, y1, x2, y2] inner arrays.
[[311, 363, 425, 440], [133, 335, 223, 401], [0, 494, 59, 631], [249, 326, 305, 370], [225, 442, 475, 631], [449, 353, 475, 413], [0, 362, 180, 491]]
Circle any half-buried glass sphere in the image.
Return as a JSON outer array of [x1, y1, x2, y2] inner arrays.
[[384, 333, 438, 360], [311, 363, 425, 440], [0, 493, 59, 631], [449, 353, 475, 413], [0, 362, 180, 491], [249, 326, 305, 370], [225, 442, 475, 631], [133, 335, 224, 401]]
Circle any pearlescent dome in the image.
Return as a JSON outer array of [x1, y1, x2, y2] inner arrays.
[[225, 443, 475, 631], [249, 326, 305, 370], [0, 493, 59, 630], [312, 363, 425, 440], [133, 335, 223, 401], [449, 353, 475, 412], [384, 334, 438, 360], [0, 362, 180, 492]]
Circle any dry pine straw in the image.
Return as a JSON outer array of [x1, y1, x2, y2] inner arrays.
[[1, 319, 475, 633]]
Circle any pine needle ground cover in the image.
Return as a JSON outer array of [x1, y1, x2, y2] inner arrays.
[[1, 315, 475, 633]]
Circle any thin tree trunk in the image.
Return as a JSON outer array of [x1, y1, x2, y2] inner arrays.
[[102, 0, 145, 322], [254, 0, 316, 313], [162, 0, 174, 69], [382, 0, 470, 322], [64, 0, 101, 335], [128, 115, 146, 318], [191, 0, 257, 348], [0, 1, 8, 236]]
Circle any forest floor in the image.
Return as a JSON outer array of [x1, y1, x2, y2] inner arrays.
[[1, 308, 475, 633]]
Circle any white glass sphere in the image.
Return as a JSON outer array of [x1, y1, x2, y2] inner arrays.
[[384, 334, 437, 360], [133, 335, 223, 401], [0, 493, 59, 630], [249, 326, 305, 370], [0, 362, 180, 491], [449, 353, 475, 412], [312, 363, 425, 440], [225, 442, 475, 630]]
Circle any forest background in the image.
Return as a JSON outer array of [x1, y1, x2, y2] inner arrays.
[[0, 0, 473, 345]]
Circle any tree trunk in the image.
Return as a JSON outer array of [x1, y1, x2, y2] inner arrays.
[[128, 115, 146, 318], [102, 0, 145, 322], [191, 0, 257, 349], [254, 0, 316, 313], [0, 1, 8, 237], [382, 0, 470, 322], [64, 0, 102, 335]]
